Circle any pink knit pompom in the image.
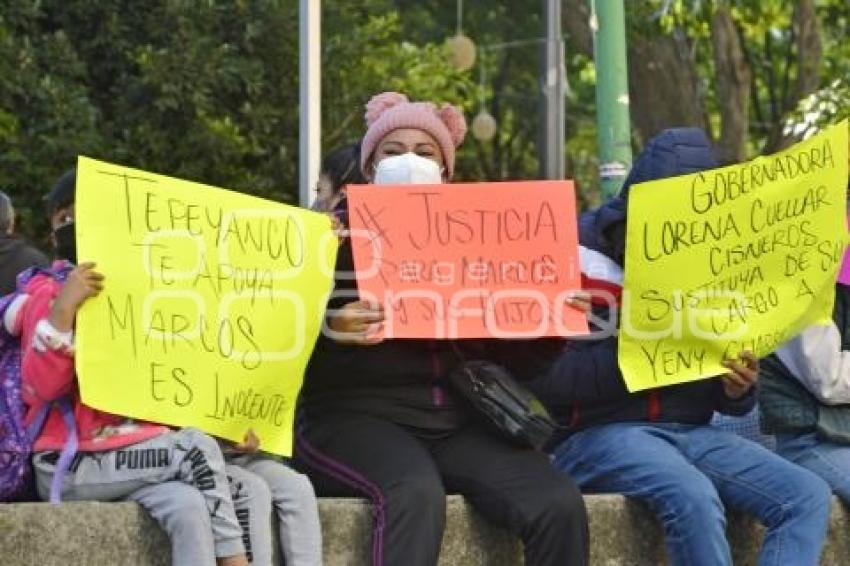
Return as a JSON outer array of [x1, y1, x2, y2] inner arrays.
[[364, 91, 409, 127], [438, 104, 468, 147]]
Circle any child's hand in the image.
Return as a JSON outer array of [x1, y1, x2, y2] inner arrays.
[[327, 300, 385, 346], [49, 262, 104, 332], [233, 429, 261, 454]]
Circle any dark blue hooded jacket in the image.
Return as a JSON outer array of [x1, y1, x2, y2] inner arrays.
[[527, 128, 756, 446]]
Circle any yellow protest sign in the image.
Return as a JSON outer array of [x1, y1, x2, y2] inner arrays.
[[619, 121, 849, 392], [75, 157, 337, 456]]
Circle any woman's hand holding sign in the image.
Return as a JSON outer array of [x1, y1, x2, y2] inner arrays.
[[720, 351, 759, 399], [328, 300, 386, 346]]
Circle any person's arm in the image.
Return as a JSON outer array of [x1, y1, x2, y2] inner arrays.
[[17, 288, 76, 404], [494, 292, 628, 405], [325, 300, 385, 346], [775, 322, 850, 405], [321, 234, 386, 347], [20, 263, 103, 403], [488, 291, 594, 382], [524, 336, 633, 405], [714, 351, 759, 416], [714, 379, 757, 416]]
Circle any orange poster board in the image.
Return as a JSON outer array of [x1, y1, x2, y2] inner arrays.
[[346, 181, 588, 339]]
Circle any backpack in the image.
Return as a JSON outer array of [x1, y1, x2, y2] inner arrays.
[[0, 264, 75, 502]]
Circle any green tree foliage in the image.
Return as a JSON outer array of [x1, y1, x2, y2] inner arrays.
[[322, 3, 473, 153], [0, 1, 103, 238], [785, 80, 850, 139], [1, 0, 847, 241], [635, 0, 847, 152], [0, 0, 470, 239]]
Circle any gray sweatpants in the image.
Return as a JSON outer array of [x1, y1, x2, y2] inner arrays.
[[33, 428, 246, 565], [227, 454, 323, 566]]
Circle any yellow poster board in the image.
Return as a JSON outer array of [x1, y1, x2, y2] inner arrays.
[[75, 157, 337, 455], [619, 121, 849, 392]]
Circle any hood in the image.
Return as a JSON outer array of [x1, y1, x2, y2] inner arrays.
[[580, 127, 718, 266]]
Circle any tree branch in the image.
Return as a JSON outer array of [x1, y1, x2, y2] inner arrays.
[[779, 20, 796, 114], [764, 0, 822, 152], [792, 0, 821, 102], [711, 7, 751, 163], [736, 23, 765, 136], [561, 0, 593, 56], [764, 31, 779, 124]]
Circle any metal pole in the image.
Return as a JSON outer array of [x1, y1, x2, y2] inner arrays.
[[299, 0, 321, 207], [591, 0, 632, 198], [540, 0, 565, 179]]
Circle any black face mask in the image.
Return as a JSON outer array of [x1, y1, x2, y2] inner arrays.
[[53, 221, 76, 264]]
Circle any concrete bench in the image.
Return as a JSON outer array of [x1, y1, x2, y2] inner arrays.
[[2, 495, 849, 565]]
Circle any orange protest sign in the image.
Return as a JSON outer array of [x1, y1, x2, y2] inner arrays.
[[346, 181, 588, 339]]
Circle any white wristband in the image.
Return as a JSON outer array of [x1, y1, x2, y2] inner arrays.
[[34, 319, 75, 355]]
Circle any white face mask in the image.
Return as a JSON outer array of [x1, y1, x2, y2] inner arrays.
[[373, 152, 443, 185]]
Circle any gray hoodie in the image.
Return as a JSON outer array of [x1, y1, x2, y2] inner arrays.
[[0, 235, 50, 295]]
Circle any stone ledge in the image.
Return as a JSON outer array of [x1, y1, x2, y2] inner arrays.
[[1, 495, 848, 565]]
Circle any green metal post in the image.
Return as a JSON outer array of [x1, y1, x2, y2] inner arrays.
[[591, 0, 633, 198]]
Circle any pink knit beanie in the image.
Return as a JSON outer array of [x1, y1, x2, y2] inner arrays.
[[360, 92, 467, 179]]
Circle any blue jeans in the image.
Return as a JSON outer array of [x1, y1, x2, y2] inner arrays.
[[776, 431, 850, 504], [552, 422, 831, 566]]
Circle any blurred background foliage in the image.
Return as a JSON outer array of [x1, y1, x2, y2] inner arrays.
[[1, 0, 847, 242]]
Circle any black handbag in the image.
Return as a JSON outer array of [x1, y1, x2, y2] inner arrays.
[[447, 358, 558, 451]]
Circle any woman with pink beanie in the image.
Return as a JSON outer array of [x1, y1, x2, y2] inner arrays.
[[295, 92, 589, 566]]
